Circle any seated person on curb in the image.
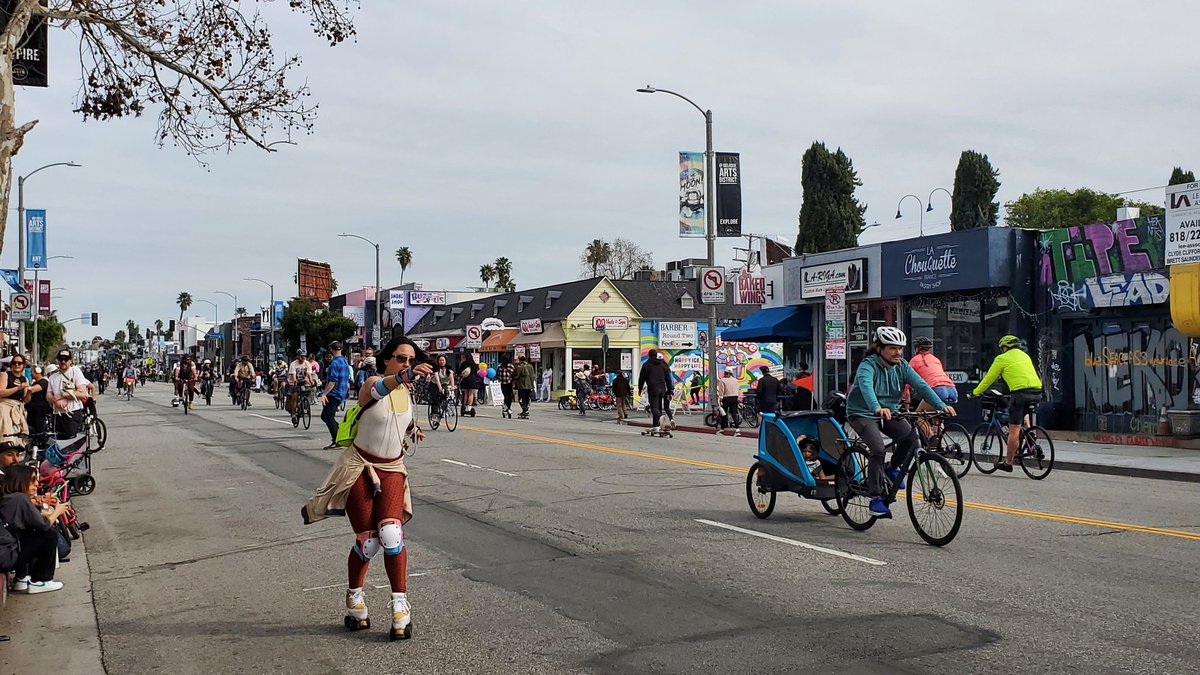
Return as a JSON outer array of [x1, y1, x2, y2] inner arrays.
[[970, 335, 1044, 473], [845, 327, 956, 518], [0, 464, 69, 594]]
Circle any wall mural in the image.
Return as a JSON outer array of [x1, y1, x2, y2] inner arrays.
[[1071, 323, 1200, 433], [1040, 216, 1168, 311], [638, 325, 782, 395]]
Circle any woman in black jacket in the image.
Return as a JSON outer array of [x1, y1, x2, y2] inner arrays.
[[0, 464, 69, 593]]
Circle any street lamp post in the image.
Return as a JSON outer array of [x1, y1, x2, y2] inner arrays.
[[214, 290, 238, 368], [637, 85, 720, 408], [31, 254, 73, 364], [245, 278, 275, 365], [895, 193, 925, 237], [338, 233, 381, 349], [926, 187, 952, 214], [17, 161, 81, 357]]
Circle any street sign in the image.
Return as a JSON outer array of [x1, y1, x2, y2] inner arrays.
[[464, 325, 483, 349], [10, 292, 31, 321], [700, 267, 726, 304], [659, 321, 697, 349], [601, 333, 610, 351], [824, 288, 846, 321]]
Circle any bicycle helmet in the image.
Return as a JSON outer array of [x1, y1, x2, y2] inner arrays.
[[203, 359, 212, 365], [912, 336, 933, 350], [296, 348, 307, 357], [874, 326, 907, 347], [998, 335, 1021, 349]]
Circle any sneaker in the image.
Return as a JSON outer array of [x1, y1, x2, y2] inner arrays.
[[11, 576, 29, 592], [886, 467, 905, 490], [868, 498, 892, 518], [25, 580, 63, 594], [323, 442, 340, 450], [994, 461, 1014, 473], [670, 419, 677, 430]]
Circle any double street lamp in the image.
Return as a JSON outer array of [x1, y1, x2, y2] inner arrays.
[[337, 232, 381, 348], [636, 85, 720, 408], [17, 161, 81, 357], [896, 188, 953, 237]]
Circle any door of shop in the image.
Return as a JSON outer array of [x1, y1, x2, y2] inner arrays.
[[825, 299, 899, 394]]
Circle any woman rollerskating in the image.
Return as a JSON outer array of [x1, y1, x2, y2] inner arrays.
[[303, 336, 432, 640]]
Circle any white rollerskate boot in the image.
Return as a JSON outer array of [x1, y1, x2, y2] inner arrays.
[[344, 587, 370, 630], [389, 593, 413, 640]]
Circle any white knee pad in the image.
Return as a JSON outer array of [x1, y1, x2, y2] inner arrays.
[[378, 519, 404, 556], [352, 531, 381, 562]]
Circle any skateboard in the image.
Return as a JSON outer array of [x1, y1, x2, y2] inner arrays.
[[642, 429, 673, 438]]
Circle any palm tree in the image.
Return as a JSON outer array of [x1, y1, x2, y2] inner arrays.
[[480, 264, 496, 290], [176, 291, 193, 323], [236, 307, 248, 317], [494, 257, 515, 292], [126, 320, 139, 341], [395, 247, 413, 287], [114, 330, 126, 345], [154, 318, 164, 337], [584, 239, 611, 277]]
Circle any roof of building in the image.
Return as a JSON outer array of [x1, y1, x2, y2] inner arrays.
[[611, 279, 760, 320], [408, 278, 602, 335]]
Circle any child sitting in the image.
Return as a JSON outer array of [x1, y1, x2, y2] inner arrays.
[[797, 435, 833, 481]]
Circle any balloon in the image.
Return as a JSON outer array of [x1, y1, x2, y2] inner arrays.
[[487, 368, 497, 379], [479, 363, 489, 372]]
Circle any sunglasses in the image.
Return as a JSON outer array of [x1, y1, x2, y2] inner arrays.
[[10, 361, 23, 367], [388, 354, 416, 365]]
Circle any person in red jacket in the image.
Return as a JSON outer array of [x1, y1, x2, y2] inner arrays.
[[909, 336, 957, 437]]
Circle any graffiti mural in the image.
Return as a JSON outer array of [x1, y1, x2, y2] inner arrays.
[[638, 323, 782, 397], [1040, 216, 1168, 311], [1071, 323, 1198, 433]]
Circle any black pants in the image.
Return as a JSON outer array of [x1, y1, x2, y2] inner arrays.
[[501, 383, 515, 411], [647, 388, 667, 427], [15, 528, 58, 582], [849, 416, 919, 498], [720, 396, 740, 429], [53, 410, 83, 438], [517, 388, 532, 414], [322, 396, 343, 442]]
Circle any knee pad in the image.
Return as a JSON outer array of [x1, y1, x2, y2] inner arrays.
[[352, 531, 381, 562], [378, 519, 404, 556]]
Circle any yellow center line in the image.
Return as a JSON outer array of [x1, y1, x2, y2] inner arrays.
[[464, 426, 1200, 543]]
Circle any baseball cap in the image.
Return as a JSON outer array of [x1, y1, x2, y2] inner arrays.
[[363, 356, 376, 366], [56, 349, 73, 361]]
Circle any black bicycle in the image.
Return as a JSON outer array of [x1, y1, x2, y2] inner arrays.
[[428, 387, 458, 432], [238, 379, 253, 411], [200, 377, 215, 406], [970, 390, 1054, 480], [835, 411, 964, 546], [292, 385, 312, 429], [83, 411, 107, 451]]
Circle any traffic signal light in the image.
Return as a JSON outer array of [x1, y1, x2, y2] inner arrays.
[[169, 319, 176, 333], [90, 312, 98, 326]]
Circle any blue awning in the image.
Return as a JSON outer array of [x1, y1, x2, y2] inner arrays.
[[721, 306, 812, 342]]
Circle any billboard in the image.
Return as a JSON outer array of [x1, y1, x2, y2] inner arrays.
[[297, 259, 333, 302], [679, 151, 705, 238], [408, 291, 447, 306]]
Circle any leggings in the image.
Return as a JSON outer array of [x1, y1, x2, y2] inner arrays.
[[501, 383, 515, 411], [345, 469, 408, 592], [848, 416, 918, 497]]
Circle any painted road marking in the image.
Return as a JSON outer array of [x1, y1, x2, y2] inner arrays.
[[697, 518, 887, 566], [465, 426, 1200, 543], [249, 413, 293, 426], [441, 458, 517, 477]]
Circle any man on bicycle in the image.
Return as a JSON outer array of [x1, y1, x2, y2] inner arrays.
[[846, 327, 956, 518], [971, 335, 1043, 473], [175, 355, 198, 409], [287, 349, 315, 422], [233, 356, 256, 406], [199, 359, 217, 400]]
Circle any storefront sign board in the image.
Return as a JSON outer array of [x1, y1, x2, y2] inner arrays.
[[802, 260, 866, 298], [825, 338, 846, 360], [659, 321, 697, 349]]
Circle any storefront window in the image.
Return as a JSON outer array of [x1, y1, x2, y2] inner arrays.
[[827, 299, 898, 393], [907, 300, 982, 379]]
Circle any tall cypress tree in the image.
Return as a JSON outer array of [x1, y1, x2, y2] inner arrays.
[[795, 142, 866, 254], [1169, 166, 1196, 185], [950, 150, 1001, 230]]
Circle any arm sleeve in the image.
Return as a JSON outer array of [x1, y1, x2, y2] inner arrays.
[[972, 357, 1005, 397], [17, 498, 50, 532], [906, 364, 948, 410], [854, 361, 882, 413]]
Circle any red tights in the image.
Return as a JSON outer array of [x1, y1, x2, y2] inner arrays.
[[345, 470, 408, 592]]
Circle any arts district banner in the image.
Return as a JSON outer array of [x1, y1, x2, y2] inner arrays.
[[716, 153, 741, 237], [679, 152, 705, 238]]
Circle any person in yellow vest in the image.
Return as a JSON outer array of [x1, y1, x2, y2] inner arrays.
[[971, 335, 1043, 472]]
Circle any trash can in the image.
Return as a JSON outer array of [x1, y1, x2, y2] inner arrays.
[[1167, 410, 1200, 438]]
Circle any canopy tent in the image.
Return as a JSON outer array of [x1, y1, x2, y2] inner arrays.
[[720, 306, 813, 342]]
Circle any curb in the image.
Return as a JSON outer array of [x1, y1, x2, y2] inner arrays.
[[620, 419, 1200, 483]]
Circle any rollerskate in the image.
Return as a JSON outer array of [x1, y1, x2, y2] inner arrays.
[[502, 406, 512, 419], [517, 410, 529, 419], [389, 594, 413, 641], [344, 588, 370, 631]]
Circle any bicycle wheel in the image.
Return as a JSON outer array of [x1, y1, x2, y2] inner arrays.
[[445, 401, 458, 431], [745, 462, 776, 519], [302, 401, 312, 429], [184, 393, 190, 414], [743, 406, 760, 428], [89, 417, 108, 451], [906, 453, 963, 546], [1019, 426, 1055, 480], [704, 411, 719, 427], [427, 402, 440, 430], [71, 474, 96, 496], [820, 498, 840, 515], [835, 446, 877, 531], [933, 422, 971, 478], [971, 424, 1003, 474]]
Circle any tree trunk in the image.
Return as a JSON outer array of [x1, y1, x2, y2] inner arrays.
[[0, 0, 41, 261]]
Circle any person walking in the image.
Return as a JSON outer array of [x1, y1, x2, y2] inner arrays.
[[302, 336, 431, 640], [538, 366, 552, 402], [319, 342, 351, 449], [611, 371, 632, 422], [754, 366, 781, 424], [496, 355, 516, 417], [458, 354, 479, 417], [717, 370, 742, 434], [573, 369, 591, 416], [689, 373, 703, 406], [513, 355, 535, 418]]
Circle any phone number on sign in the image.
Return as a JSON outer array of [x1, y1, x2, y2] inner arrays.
[[1169, 229, 1200, 243]]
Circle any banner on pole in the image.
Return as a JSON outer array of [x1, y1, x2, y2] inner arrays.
[[716, 153, 741, 237], [37, 278, 49, 317], [25, 209, 46, 270], [3, 0, 49, 88], [0, 270, 25, 294], [678, 151, 705, 238]]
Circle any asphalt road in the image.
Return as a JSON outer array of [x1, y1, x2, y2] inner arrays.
[[77, 383, 1200, 674]]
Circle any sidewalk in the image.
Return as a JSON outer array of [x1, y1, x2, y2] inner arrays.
[[0, 532, 104, 674], [614, 414, 1200, 483]]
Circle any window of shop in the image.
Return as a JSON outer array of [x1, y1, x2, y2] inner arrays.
[[826, 299, 898, 393], [906, 294, 1013, 382]]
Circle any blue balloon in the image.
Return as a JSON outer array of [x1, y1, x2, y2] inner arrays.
[[487, 368, 497, 379]]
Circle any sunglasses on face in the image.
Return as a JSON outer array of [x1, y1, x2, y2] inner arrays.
[[389, 354, 415, 365], [10, 361, 23, 367]]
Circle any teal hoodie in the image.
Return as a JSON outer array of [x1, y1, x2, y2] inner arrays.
[[845, 353, 947, 418]]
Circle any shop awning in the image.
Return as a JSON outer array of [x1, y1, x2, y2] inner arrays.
[[721, 306, 812, 342], [480, 328, 520, 353], [509, 322, 566, 349]]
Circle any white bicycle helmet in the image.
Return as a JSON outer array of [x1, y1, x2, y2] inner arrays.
[[874, 326, 907, 347]]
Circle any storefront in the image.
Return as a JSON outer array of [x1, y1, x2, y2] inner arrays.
[[510, 320, 567, 392]]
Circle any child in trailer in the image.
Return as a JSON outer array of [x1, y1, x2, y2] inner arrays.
[[798, 435, 834, 482]]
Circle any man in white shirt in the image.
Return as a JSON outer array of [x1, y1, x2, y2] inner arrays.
[[47, 349, 91, 437]]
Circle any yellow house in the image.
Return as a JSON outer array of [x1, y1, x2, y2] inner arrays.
[[562, 278, 641, 382]]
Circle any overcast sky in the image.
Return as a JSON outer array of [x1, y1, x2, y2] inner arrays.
[[6, 1, 1197, 345]]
